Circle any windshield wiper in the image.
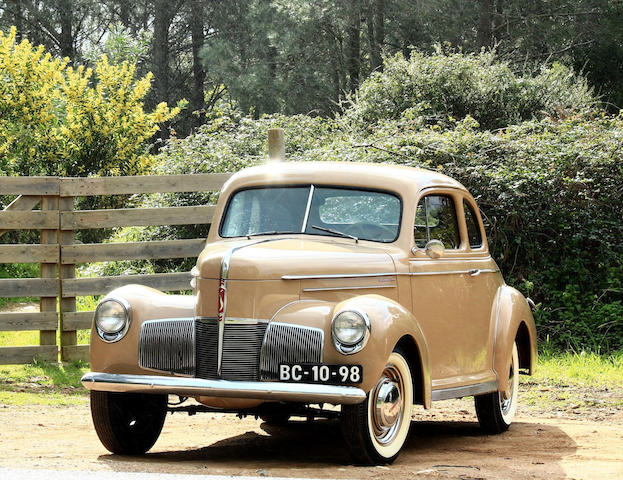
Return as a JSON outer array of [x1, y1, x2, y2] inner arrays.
[[311, 225, 358, 243], [246, 231, 296, 238]]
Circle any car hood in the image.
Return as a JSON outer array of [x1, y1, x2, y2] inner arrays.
[[195, 237, 396, 280]]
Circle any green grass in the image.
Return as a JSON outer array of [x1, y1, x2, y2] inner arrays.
[[0, 360, 89, 405], [520, 351, 623, 415], [531, 351, 623, 387], [0, 390, 88, 406], [0, 330, 40, 347], [0, 359, 88, 389]]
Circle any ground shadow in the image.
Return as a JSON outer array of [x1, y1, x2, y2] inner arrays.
[[98, 416, 577, 478]]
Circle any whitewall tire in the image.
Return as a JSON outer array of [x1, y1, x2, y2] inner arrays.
[[341, 348, 413, 464], [475, 342, 519, 433]]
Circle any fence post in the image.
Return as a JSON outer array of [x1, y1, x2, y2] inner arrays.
[[40, 194, 59, 356], [59, 194, 77, 361]]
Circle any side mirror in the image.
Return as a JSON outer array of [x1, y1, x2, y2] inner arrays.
[[425, 240, 445, 259]]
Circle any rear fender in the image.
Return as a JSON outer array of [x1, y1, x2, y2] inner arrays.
[[494, 286, 538, 397]]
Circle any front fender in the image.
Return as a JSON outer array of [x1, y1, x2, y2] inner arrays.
[[493, 286, 538, 396], [272, 295, 432, 408], [89, 285, 195, 374]]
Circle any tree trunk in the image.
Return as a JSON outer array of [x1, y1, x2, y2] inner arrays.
[[58, 0, 74, 59], [153, 0, 173, 140], [374, 0, 385, 68], [347, 1, 362, 93], [477, 0, 494, 49], [7, 0, 23, 40], [367, 0, 384, 72], [118, 0, 131, 28], [190, 0, 206, 127]]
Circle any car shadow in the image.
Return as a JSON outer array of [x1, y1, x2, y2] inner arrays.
[[98, 417, 577, 477]]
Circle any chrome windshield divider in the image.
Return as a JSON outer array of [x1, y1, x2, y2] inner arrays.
[[301, 184, 315, 232]]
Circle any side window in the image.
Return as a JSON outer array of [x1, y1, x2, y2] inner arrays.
[[414, 195, 460, 249], [463, 200, 483, 248]]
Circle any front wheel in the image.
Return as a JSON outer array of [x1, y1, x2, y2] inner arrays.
[[341, 348, 413, 465], [474, 342, 519, 433], [90, 391, 167, 454]]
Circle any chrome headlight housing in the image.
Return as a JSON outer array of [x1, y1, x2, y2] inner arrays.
[[331, 309, 370, 354], [94, 297, 131, 343]]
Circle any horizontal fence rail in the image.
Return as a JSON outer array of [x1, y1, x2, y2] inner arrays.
[[0, 173, 231, 365], [60, 205, 216, 229]]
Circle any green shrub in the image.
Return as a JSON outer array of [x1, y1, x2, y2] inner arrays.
[[141, 109, 623, 351], [342, 49, 596, 131], [0, 27, 180, 177]]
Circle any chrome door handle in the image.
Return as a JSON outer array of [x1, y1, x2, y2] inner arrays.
[[469, 269, 481, 276]]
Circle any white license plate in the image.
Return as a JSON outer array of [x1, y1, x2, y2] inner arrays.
[[278, 364, 363, 384]]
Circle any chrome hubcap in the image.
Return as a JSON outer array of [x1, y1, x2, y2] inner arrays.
[[371, 366, 404, 444], [500, 361, 515, 414]]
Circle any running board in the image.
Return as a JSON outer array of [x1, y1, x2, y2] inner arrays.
[[431, 380, 498, 401]]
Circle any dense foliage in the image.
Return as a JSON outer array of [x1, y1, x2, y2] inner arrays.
[[345, 50, 596, 130], [0, 27, 180, 177], [117, 51, 621, 352]]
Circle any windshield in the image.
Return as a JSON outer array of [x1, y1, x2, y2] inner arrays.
[[220, 185, 401, 243]]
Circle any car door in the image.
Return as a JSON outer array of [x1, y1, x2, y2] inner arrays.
[[410, 189, 500, 389]]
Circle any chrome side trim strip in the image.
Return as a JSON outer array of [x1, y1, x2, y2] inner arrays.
[[81, 372, 366, 405], [410, 268, 499, 277], [409, 256, 493, 263], [431, 380, 498, 401], [302, 284, 396, 292], [283, 272, 403, 280], [283, 269, 499, 280]]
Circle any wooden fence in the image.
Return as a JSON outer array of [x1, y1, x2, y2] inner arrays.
[[0, 174, 231, 364]]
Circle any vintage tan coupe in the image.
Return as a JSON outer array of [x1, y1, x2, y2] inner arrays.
[[82, 162, 537, 464]]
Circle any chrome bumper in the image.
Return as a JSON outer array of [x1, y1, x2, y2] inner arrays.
[[81, 372, 366, 405]]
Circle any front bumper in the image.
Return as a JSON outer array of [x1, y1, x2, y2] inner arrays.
[[81, 372, 366, 405]]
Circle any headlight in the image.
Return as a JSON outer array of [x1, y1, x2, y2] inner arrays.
[[94, 298, 131, 342], [331, 310, 370, 354]]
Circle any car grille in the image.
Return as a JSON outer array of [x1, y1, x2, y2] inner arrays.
[[138, 318, 195, 376], [195, 318, 219, 379], [221, 322, 269, 381], [259, 322, 324, 380], [139, 318, 324, 382]]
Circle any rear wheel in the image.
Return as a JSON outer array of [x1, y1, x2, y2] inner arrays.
[[341, 348, 413, 465], [474, 342, 519, 434], [90, 391, 167, 454]]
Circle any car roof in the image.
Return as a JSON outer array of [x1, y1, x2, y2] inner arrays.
[[224, 161, 468, 194]]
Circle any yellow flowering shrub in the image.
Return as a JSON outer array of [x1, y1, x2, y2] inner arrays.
[[0, 27, 181, 176]]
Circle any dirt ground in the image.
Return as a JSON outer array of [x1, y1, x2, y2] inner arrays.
[[1, 301, 621, 478], [0, 397, 621, 480]]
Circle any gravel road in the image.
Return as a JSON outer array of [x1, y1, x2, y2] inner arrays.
[[0, 398, 621, 480]]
